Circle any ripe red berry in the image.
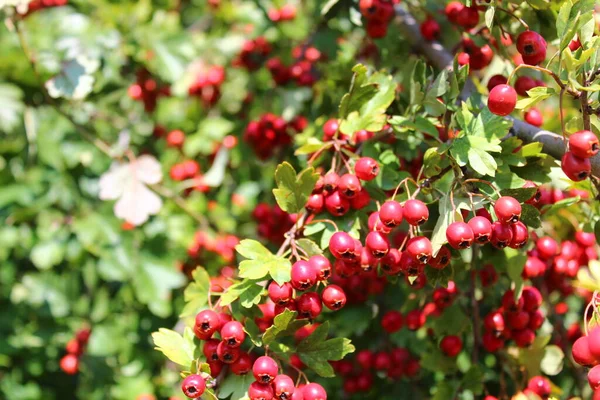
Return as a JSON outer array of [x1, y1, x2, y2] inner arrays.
[[166, 129, 185, 148], [323, 172, 340, 192], [208, 360, 224, 376], [509, 221, 529, 249], [220, 321, 245, 348], [445, 1, 464, 24], [573, 336, 598, 367], [366, 231, 390, 258], [506, 310, 530, 330], [403, 199, 429, 226], [488, 84, 517, 116], [203, 339, 220, 362], [502, 289, 524, 311], [325, 190, 350, 216], [381, 310, 404, 333], [60, 354, 79, 375], [253, 356, 278, 384], [249, 381, 275, 400], [429, 246, 451, 269], [482, 331, 504, 352], [527, 376, 551, 397], [329, 232, 356, 260], [513, 328, 535, 347], [194, 309, 221, 338], [230, 352, 252, 375], [273, 375, 295, 399], [420, 18, 440, 41], [495, 196, 521, 224], [322, 284, 347, 310], [569, 130, 599, 159], [379, 200, 403, 227], [446, 222, 474, 249], [181, 374, 206, 399], [291, 260, 318, 291], [517, 31, 547, 65], [588, 327, 600, 360], [306, 193, 324, 214], [562, 151, 591, 181], [355, 157, 380, 181], [514, 76, 537, 97], [528, 310, 545, 330], [302, 383, 327, 400], [296, 292, 323, 319], [456, 6, 479, 29], [524, 108, 543, 127], [487, 74, 507, 92], [351, 189, 371, 209], [490, 222, 513, 249], [373, 351, 392, 370], [484, 311, 505, 331], [406, 236, 433, 264], [380, 248, 402, 274], [217, 341, 240, 364], [468, 216, 492, 244], [440, 335, 463, 357], [406, 309, 425, 330], [338, 174, 362, 198], [589, 365, 600, 391], [536, 236, 558, 260], [268, 281, 294, 305]]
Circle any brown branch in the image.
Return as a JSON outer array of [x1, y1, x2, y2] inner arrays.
[[394, 5, 600, 177]]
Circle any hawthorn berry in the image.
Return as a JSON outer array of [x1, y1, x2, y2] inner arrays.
[[487, 74, 507, 92], [588, 327, 600, 360], [527, 376, 551, 397], [220, 321, 246, 348], [509, 221, 529, 249], [445, 1, 464, 24], [562, 151, 591, 181], [514, 76, 537, 97], [573, 336, 597, 367], [166, 129, 185, 148], [329, 232, 356, 260], [302, 383, 327, 400], [517, 30, 547, 65], [306, 193, 324, 214], [365, 231, 390, 258], [296, 292, 323, 319], [60, 354, 79, 375], [381, 310, 403, 333], [380, 248, 402, 274], [203, 339, 220, 362], [569, 130, 599, 159], [484, 311, 505, 332], [230, 352, 252, 375], [524, 108, 543, 127], [253, 356, 278, 384], [522, 287, 542, 312], [536, 236, 558, 260], [494, 196, 521, 224], [338, 174, 362, 198], [406, 236, 433, 264], [354, 157, 380, 181], [379, 200, 403, 227], [194, 309, 221, 338], [324, 191, 350, 216], [322, 284, 347, 310], [181, 374, 206, 399], [351, 189, 371, 209], [268, 281, 294, 305], [468, 216, 492, 244], [291, 260, 318, 291], [456, 6, 479, 29], [403, 199, 429, 226], [249, 381, 275, 400], [513, 328, 535, 347], [420, 18, 440, 41], [446, 222, 474, 249], [406, 309, 426, 330], [373, 351, 392, 370], [308, 255, 332, 281], [323, 172, 340, 192], [217, 341, 240, 364], [488, 84, 517, 116], [490, 221, 513, 249], [429, 246, 451, 269], [440, 335, 462, 357]]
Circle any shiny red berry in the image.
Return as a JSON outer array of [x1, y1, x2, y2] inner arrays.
[[296, 292, 323, 319], [268, 281, 294, 305], [514, 76, 537, 97], [527, 376, 551, 397], [429, 246, 451, 269], [329, 232, 356, 260], [291, 260, 318, 291], [181, 374, 206, 399], [302, 383, 327, 400], [517, 31, 547, 65], [569, 130, 599, 159], [494, 196, 521, 224], [420, 18, 440, 41], [487, 74, 507, 92], [220, 321, 245, 348], [203, 339, 220, 362], [217, 341, 240, 364], [322, 119, 339, 140], [60, 354, 79, 375], [355, 157, 380, 181], [509, 221, 529, 249], [253, 356, 278, 384], [488, 85, 517, 116], [381, 310, 403, 333], [273, 375, 295, 399], [573, 336, 597, 367], [323, 172, 340, 192], [230, 352, 252, 375], [446, 222, 474, 249], [468, 216, 492, 244], [379, 200, 403, 227], [524, 108, 543, 127], [403, 199, 429, 226], [366, 231, 390, 258], [306, 193, 324, 214], [562, 151, 591, 181], [322, 284, 347, 310], [338, 174, 362, 198], [406, 236, 432, 264], [249, 382, 275, 400], [194, 309, 221, 338], [490, 222, 513, 249], [440, 335, 462, 357], [308, 255, 332, 281]]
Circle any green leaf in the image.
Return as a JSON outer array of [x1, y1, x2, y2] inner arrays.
[[462, 366, 484, 395], [556, 0, 573, 39], [541, 345, 564, 376], [296, 238, 323, 256], [500, 188, 538, 203], [244, 319, 263, 347], [595, 220, 600, 245], [297, 321, 355, 377], [45, 55, 99, 100], [263, 310, 310, 346], [432, 304, 470, 336], [180, 267, 211, 317], [521, 203, 541, 229], [339, 64, 395, 134], [505, 247, 527, 297], [236, 239, 292, 285], [220, 279, 264, 308], [30, 241, 65, 270], [295, 138, 330, 156], [272, 162, 320, 214], [218, 373, 252, 400], [151, 327, 196, 367], [0, 83, 24, 132], [485, 7, 495, 28], [184, 117, 235, 157], [468, 146, 498, 176], [425, 265, 454, 288], [515, 87, 556, 110]]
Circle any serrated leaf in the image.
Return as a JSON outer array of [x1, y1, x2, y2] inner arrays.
[[297, 321, 355, 377], [462, 366, 484, 395], [236, 239, 292, 285], [515, 87, 556, 110], [180, 267, 211, 317], [244, 319, 263, 347], [220, 279, 264, 308], [295, 138, 330, 156], [521, 203, 541, 229], [0, 83, 24, 132], [218, 373, 253, 400], [152, 327, 195, 367], [468, 147, 498, 176], [45, 55, 99, 100], [500, 188, 538, 203], [432, 304, 469, 336], [425, 264, 453, 287], [272, 162, 320, 214], [263, 310, 310, 346], [505, 248, 527, 285], [296, 238, 323, 256]]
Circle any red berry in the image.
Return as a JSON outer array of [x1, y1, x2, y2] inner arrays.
[[380, 248, 402, 274], [509, 221, 529, 249], [302, 383, 327, 400], [445, 1, 464, 24], [220, 321, 245, 348], [406, 236, 432, 264], [329, 232, 356, 260], [488, 84, 517, 116], [217, 341, 240, 364], [573, 336, 598, 367], [536, 236, 558, 260], [325, 190, 350, 216], [513, 328, 535, 347], [576, 231, 596, 247], [527, 376, 551, 397], [230, 352, 252, 375], [440, 335, 462, 357], [429, 246, 451, 269], [203, 339, 220, 362], [588, 327, 600, 360], [446, 222, 474, 249], [484, 311, 505, 331], [524, 108, 543, 127], [379, 200, 403, 227], [403, 199, 429, 226], [373, 351, 392, 370], [296, 292, 323, 319], [517, 31, 547, 65], [253, 356, 278, 384], [590, 365, 600, 390], [366, 231, 390, 258], [468, 216, 492, 244], [406, 309, 425, 330], [338, 174, 362, 198], [487, 74, 507, 92], [502, 289, 524, 311], [506, 310, 530, 330], [249, 382, 275, 400], [291, 260, 318, 291], [351, 189, 371, 209], [273, 375, 295, 399], [420, 18, 440, 41], [323, 172, 340, 192], [528, 310, 545, 330], [268, 281, 294, 305], [562, 151, 591, 181], [166, 129, 185, 148], [490, 222, 513, 249], [208, 360, 224, 376], [194, 309, 221, 338], [482, 331, 504, 352], [322, 284, 347, 310], [456, 6, 479, 29], [355, 157, 380, 181], [306, 193, 324, 214], [514, 76, 537, 97], [569, 130, 599, 159], [381, 310, 404, 333], [181, 374, 206, 399], [60, 354, 79, 375], [494, 196, 521, 224], [322, 119, 339, 140]]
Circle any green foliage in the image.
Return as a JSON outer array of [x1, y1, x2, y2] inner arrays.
[[272, 162, 320, 214], [297, 322, 355, 377], [236, 239, 292, 285]]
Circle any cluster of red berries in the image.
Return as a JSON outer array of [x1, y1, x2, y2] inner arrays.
[[482, 286, 544, 350], [266, 46, 321, 87], [306, 156, 378, 217], [267, 4, 297, 22], [562, 130, 599, 181], [333, 347, 421, 394], [188, 65, 225, 107], [359, 0, 398, 38], [59, 328, 91, 375], [572, 326, 600, 392], [269, 255, 347, 320], [244, 114, 306, 159], [233, 37, 272, 71], [457, 38, 493, 71], [187, 231, 239, 263], [328, 269, 386, 304], [128, 69, 170, 113], [419, 17, 440, 41], [253, 203, 297, 245], [21, 0, 67, 15], [170, 160, 200, 182], [445, 1, 481, 30]]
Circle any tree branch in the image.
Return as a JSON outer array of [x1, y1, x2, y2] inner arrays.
[[394, 5, 600, 177]]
